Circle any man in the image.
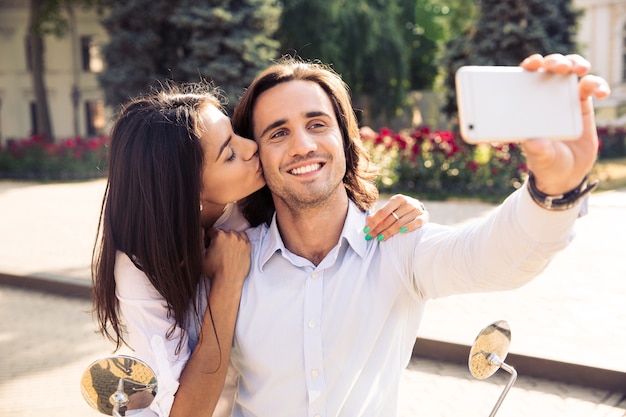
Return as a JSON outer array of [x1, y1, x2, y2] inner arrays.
[[228, 53, 610, 416]]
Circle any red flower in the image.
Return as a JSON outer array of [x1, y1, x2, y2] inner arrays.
[[394, 134, 407, 150], [466, 160, 479, 172], [596, 126, 609, 136], [437, 130, 454, 143], [379, 127, 394, 137], [86, 140, 101, 151]]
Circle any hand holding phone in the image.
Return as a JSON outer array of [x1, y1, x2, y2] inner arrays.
[[455, 66, 582, 144]]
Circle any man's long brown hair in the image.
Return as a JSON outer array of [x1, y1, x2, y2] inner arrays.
[[232, 57, 379, 226], [92, 82, 222, 352]]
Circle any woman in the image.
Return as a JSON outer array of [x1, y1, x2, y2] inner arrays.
[[92, 81, 428, 417]]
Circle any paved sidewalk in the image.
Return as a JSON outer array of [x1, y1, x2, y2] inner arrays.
[[1, 285, 625, 416], [0, 179, 625, 401]]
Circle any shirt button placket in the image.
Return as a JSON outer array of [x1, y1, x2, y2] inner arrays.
[[303, 269, 325, 417]]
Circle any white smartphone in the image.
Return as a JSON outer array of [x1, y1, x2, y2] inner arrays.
[[455, 66, 582, 144]]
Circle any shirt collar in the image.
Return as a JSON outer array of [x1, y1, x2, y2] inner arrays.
[[341, 200, 369, 258], [258, 200, 369, 270]]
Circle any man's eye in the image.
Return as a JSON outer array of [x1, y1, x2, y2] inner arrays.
[[269, 130, 287, 140]]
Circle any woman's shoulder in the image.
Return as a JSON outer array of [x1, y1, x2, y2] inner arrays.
[[215, 202, 250, 232], [114, 251, 162, 299]]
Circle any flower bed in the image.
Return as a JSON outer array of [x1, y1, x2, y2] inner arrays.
[[0, 135, 109, 181], [597, 126, 626, 159], [361, 124, 623, 202], [1, 126, 620, 193], [360, 125, 528, 202]]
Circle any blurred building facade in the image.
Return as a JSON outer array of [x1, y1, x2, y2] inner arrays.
[[0, 0, 624, 144], [0, 0, 108, 144], [575, 0, 626, 126]]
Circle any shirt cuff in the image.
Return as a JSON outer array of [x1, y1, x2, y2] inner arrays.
[[512, 182, 581, 244], [148, 335, 182, 417]]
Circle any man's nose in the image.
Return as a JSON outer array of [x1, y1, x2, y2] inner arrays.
[[290, 128, 317, 156]]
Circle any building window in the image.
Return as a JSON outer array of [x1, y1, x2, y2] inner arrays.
[[85, 100, 105, 136], [623, 23, 626, 82], [81, 36, 104, 73], [29, 101, 38, 134]]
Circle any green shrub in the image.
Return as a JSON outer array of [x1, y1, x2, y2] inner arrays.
[[360, 126, 527, 202], [598, 127, 626, 159], [0, 135, 109, 181]]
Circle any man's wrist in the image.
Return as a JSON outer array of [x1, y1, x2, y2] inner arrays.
[[527, 172, 599, 211]]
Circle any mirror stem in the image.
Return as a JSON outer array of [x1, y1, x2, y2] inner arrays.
[[110, 378, 129, 417], [487, 353, 517, 417]]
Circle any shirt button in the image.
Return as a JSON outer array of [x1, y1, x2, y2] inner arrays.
[[311, 272, 318, 279], [311, 369, 319, 377], [314, 414, 321, 417], [308, 320, 317, 328]]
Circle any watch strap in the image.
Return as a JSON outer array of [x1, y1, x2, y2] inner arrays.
[[527, 172, 599, 211]]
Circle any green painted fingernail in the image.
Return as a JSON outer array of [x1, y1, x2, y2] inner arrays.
[[365, 234, 373, 241], [363, 226, 371, 233], [400, 226, 408, 233], [376, 234, 384, 242]]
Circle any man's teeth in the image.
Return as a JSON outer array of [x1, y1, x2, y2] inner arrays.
[[290, 164, 321, 175]]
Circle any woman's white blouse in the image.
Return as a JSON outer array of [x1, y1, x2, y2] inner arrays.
[[115, 202, 248, 417]]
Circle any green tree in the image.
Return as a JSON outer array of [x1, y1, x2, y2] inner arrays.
[[170, 0, 281, 108], [277, 0, 408, 123], [441, 0, 478, 40], [97, 0, 182, 108], [28, 0, 53, 142], [400, 0, 448, 91], [276, 0, 476, 124], [274, 0, 339, 60], [98, 0, 281, 110], [439, 0, 582, 117]]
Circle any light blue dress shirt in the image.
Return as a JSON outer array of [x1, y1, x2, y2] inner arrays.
[[229, 186, 579, 417]]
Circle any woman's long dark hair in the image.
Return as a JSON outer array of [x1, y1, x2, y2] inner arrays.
[[92, 82, 223, 352], [232, 57, 379, 226]]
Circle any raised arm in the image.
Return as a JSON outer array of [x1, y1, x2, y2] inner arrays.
[[519, 53, 611, 197], [171, 228, 250, 417]]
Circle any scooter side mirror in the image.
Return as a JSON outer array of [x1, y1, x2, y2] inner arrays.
[[469, 320, 512, 379], [80, 355, 158, 416], [468, 320, 517, 417]]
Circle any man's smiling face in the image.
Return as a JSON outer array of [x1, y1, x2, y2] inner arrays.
[[252, 80, 347, 210]]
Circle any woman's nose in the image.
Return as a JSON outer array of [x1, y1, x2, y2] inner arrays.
[[238, 136, 259, 160]]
